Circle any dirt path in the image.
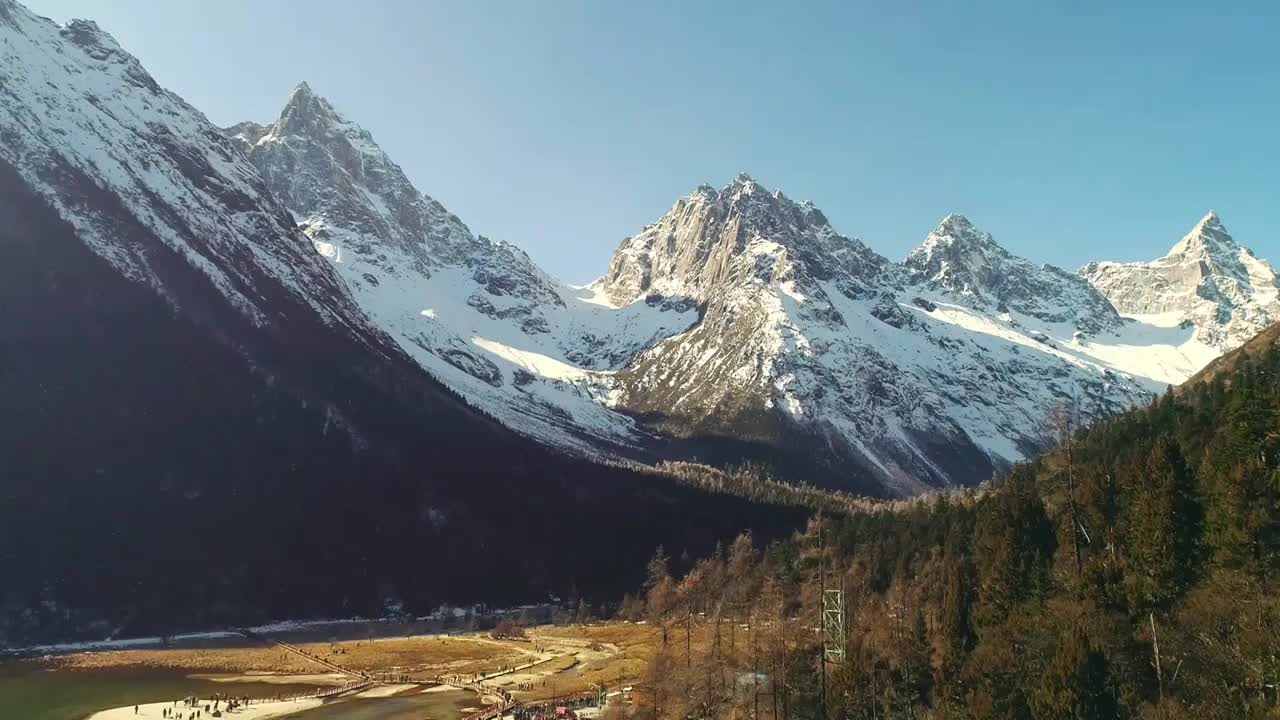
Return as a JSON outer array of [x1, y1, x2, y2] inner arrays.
[[239, 632, 369, 681]]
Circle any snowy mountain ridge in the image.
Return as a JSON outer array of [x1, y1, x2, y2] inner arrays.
[[228, 83, 700, 455], [8, 0, 1263, 498], [220, 83, 1277, 494], [0, 8, 364, 333], [904, 214, 1124, 335]]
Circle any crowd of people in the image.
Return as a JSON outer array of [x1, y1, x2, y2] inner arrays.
[[511, 693, 596, 720], [138, 693, 247, 718]]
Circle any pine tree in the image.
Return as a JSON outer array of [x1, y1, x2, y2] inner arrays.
[[938, 534, 976, 681], [1031, 625, 1120, 720], [974, 467, 1056, 618], [1123, 436, 1203, 609]]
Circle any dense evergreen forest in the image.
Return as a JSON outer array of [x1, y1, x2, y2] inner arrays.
[[625, 333, 1280, 719]]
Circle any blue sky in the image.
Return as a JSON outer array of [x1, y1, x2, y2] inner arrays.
[[25, 0, 1280, 283]]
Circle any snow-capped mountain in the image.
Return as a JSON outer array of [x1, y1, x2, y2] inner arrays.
[[7, 0, 1272, 500], [905, 214, 1123, 335], [0, 8, 363, 333], [227, 84, 699, 454], [1080, 211, 1280, 351], [599, 178, 1155, 493], [221, 81, 1279, 494]]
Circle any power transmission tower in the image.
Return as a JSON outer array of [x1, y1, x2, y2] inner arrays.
[[822, 585, 846, 664], [818, 513, 826, 720], [816, 513, 846, 720]]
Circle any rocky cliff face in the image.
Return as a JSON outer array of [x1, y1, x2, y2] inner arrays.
[[600, 189, 1276, 493], [1080, 212, 1280, 350]]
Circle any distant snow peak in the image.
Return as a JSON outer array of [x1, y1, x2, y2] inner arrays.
[[935, 212, 980, 236], [1079, 212, 1279, 351], [277, 80, 342, 136], [219, 91, 1270, 497], [1166, 209, 1235, 260], [903, 214, 1123, 334], [905, 213, 1003, 292]]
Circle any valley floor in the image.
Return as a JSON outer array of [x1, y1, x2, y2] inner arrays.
[[2, 623, 660, 720]]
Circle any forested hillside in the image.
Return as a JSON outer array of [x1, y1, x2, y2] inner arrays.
[[628, 326, 1280, 719]]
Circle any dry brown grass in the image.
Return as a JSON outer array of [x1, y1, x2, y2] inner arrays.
[[513, 623, 660, 701], [36, 622, 737, 706], [517, 620, 761, 701], [294, 636, 526, 677], [49, 634, 526, 679], [51, 646, 320, 674]]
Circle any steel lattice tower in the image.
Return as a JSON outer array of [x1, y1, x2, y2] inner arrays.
[[822, 586, 846, 663]]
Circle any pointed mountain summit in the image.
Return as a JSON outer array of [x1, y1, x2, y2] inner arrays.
[[1080, 212, 1280, 349], [227, 81, 473, 263], [272, 81, 347, 137], [224, 84, 699, 454], [905, 214, 1122, 333], [904, 213, 1006, 293], [1164, 211, 1242, 266], [598, 175, 889, 306]]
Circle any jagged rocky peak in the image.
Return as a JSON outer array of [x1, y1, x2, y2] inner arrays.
[[1165, 211, 1242, 266], [57, 17, 129, 60], [225, 82, 337, 151], [906, 214, 1123, 333], [276, 81, 336, 133], [31, 13, 163, 95], [226, 81, 564, 314], [225, 82, 478, 263], [599, 174, 887, 305], [1080, 212, 1279, 349], [904, 213, 1005, 292]]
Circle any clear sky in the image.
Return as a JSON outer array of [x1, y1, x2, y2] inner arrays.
[[23, 0, 1280, 284]]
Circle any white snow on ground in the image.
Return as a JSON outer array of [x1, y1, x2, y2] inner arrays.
[[570, 282, 623, 309], [471, 337, 594, 383], [88, 698, 321, 720], [922, 301, 1216, 390], [295, 227, 695, 455], [1083, 313, 1220, 387]]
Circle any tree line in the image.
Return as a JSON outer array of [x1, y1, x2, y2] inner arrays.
[[626, 338, 1280, 719]]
